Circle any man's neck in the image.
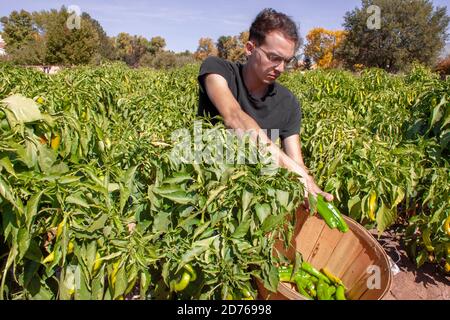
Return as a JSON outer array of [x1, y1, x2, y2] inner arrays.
[[242, 63, 269, 99]]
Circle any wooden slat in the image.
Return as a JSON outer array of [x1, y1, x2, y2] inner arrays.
[[324, 231, 364, 280], [294, 214, 326, 259], [347, 271, 370, 300], [308, 223, 345, 270], [341, 249, 374, 294], [359, 257, 392, 300]]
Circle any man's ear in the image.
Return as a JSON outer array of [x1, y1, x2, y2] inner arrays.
[[245, 41, 254, 57]]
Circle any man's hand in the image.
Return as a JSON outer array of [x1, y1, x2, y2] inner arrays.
[[282, 135, 334, 203], [306, 175, 334, 201]]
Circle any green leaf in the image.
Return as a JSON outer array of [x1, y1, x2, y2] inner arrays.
[[231, 219, 251, 239], [75, 267, 92, 300], [376, 201, 397, 234], [261, 214, 284, 233], [113, 265, 128, 299], [276, 189, 289, 208], [391, 186, 405, 209], [26, 190, 44, 230], [0, 175, 17, 208], [242, 189, 253, 213], [153, 184, 183, 195], [416, 249, 427, 268], [162, 172, 192, 184], [66, 194, 90, 208], [87, 214, 109, 233], [0, 157, 16, 177], [255, 203, 271, 224], [1, 94, 43, 124], [18, 227, 30, 259], [179, 235, 218, 271], [429, 96, 446, 129], [159, 191, 196, 204], [152, 211, 170, 233], [347, 196, 362, 221]]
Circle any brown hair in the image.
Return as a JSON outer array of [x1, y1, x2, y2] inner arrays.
[[249, 8, 301, 51]]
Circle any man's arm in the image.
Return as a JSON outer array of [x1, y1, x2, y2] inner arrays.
[[203, 73, 315, 192], [282, 135, 334, 201]]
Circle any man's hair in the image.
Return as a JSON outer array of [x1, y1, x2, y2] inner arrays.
[[249, 8, 301, 52]]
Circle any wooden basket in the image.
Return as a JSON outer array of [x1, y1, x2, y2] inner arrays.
[[257, 206, 392, 300]]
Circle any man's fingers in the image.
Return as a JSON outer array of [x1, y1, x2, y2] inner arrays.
[[322, 192, 334, 202]]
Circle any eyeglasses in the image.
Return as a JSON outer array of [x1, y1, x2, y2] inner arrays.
[[256, 47, 298, 70]]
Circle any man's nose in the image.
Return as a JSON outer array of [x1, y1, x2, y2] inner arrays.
[[274, 61, 286, 73]]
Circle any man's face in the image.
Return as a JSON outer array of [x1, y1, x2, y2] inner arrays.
[[246, 31, 296, 84]]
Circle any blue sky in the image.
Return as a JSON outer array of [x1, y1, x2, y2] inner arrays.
[[0, 0, 449, 52]]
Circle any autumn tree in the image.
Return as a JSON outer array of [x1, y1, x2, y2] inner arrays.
[[337, 0, 450, 72], [113, 33, 150, 66], [216, 31, 249, 62], [304, 28, 346, 69], [194, 37, 217, 60]]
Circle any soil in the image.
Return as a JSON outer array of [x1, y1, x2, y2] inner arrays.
[[369, 225, 450, 300]]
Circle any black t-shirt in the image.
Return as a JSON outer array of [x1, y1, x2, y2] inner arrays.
[[197, 56, 302, 141]]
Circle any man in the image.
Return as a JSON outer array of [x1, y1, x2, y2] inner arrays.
[[197, 8, 333, 202]]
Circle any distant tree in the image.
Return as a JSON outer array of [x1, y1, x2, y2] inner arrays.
[[0, 10, 46, 64], [216, 31, 249, 62], [337, 0, 450, 72], [305, 28, 346, 69], [148, 36, 166, 54], [42, 7, 99, 65], [114, 33, 150, 66], [0, 10, 35, 48], [217, 35, 234, 59], [194, 37, 217, 60], [82, 13, 116, 61], [239, 31, 249, 46]]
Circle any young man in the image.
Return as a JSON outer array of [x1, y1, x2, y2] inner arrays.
[[197, 8, 333, 202]]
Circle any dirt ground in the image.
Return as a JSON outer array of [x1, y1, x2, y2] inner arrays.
[[369, 225, 450, 300]]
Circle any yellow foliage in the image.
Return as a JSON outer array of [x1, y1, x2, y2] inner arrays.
[[305, 28, 347, 69]]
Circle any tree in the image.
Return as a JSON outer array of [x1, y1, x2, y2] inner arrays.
[[337, 0, 450, 72], [148, 36, 166, 54], [113, 33, 150, 66], [194, 37, 217, 60], [217, 35, 234, 59], [41, 7, 99, 65], [217, 31, 249, 62], [0, 10, 46, 64], [0, 10, 35, 48], [305, 28, 346, 69], [82, 13, 116, 61]]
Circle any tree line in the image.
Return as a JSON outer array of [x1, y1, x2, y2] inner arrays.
[[1, 1, 449, 73], [0, 7, 195, 69]]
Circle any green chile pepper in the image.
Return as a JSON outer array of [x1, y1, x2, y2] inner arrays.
[[174, 271, 191, 292], [295, 279, 313, 300], [301, 262, 331, 285], [336, 285, 347, 300], [184, 264, 197, 282], [317, 195, 349, 233]]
